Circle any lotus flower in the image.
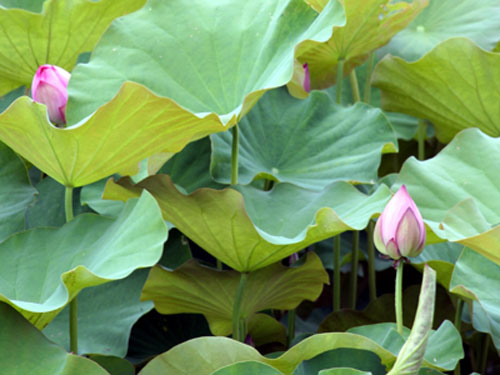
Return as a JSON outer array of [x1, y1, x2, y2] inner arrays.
[[303, 63, 310, 93], [31, 65, 70, 125], [373, 185, 426, 260]]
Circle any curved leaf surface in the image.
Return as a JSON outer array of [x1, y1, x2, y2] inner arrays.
[[0, 83, 228, 187], [67, 0, 345, 124], [0, 191, 167, 328], [0, 303, 109, 375], [211, 88, 397, 189], [295, 0, 427, 89], [373, 38, 500, 143], [319, 369, 372, 375], [211, 361, 283, 375], [104, 175, 391, 272], [0, 0, 145, 95], [380, 0, 500, 61], [396, 128, 500, 265], [141, 252, 327, 336]]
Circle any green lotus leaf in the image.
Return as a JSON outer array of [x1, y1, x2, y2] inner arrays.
[[0, 0, 45, 13], [0, 0, 145, 96], [0, 303, 109, 375], [86, 355, 135, 375], [43, 269, 153, 356], [66, 0, 345, 125], [139, 333, 396, 375], [103, 175, 391, 272], [450, 248, 500, 354], [211, 361, 283, 375], [0, 142, 36, 241], [372, 38, 500, 143], [0, 191, 167, 328], [142, 252, 327, 336], [0, 83, 229, 187], [211, 88, 397, 189], [379, 0, 500, 61], [295, 0, 427, 89], [318, 369, 372, 375], [396, 128, 500, 265], [248, 313, 287, 346]]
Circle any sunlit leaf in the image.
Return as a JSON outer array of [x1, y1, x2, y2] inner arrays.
[[210, 361, 283, 375]]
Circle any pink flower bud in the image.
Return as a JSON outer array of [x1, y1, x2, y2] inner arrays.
[[302, 63, 310, 93], [373, 185, 426, 260], [31, 65, 70, 125]]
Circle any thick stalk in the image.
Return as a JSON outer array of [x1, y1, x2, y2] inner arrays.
[[349, 69, 361, 103], [417, 119, 426, 160], [287, 309, 296, 347], [232, 272, 249, 342], [479, 334, 490, 374], [363, 53, 376, 103], [65, 187, 78, 353], [349, 231, 359, 309], [395, 261, 404, 335], [453, 299, 464, 375], [336, 59, 345, 105], [216, 259, 222, 270], [263, 179, 274, 191], [367, 221, 377, 302], [231, 125, 239, 185], [333, 236, 341, 311]]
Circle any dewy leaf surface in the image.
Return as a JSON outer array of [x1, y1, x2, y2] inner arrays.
[[139, 334, 396, 375], [295, 0, 427, 89], [0, 303, 109, 375], [450, 248, 500, 354], [0, 191, 167, 328], [380, 0, 500, 61], [0, 142, 36, 241], [104, 175, 391, 272], [211, 88, 397, 190], [0, 0, 145, 95], [141, 252, 328, 336], [66, 0, 346, 124], [396, 128, 500, 265], [0, 83, 228, 187], [372, 38, 500, 143]]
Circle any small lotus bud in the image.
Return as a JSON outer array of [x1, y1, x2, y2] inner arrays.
[[373, 185, 426, 260], [31, 65, 70, 125], [302, 63, 310, 93]]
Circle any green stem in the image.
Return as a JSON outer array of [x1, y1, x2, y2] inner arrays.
[[479, 334, 490, 374], [363, 53, 376, 103], [349, 69, 361, 103], [453, 299, 464, 375], [287, 309, 296, 347], [349, 231, 359, 309], [395, 261, 404, 335], [65, 186, 78, 353], [333, 236, 341, 311], [336, 59, 345, 105], [367, 221, 377, 302], [263, 179, 274, 191], [216, 259, 222, 270], [232, 272, 249, 342], [417, 119, 426, 161], [231, 125, 239, 185]]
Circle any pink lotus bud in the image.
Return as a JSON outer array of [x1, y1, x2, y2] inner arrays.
[[302, 63, 310, 93], [31, 65, 70, 125], [373, 185, 426, 260]]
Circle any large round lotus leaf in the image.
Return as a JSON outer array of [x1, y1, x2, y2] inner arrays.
[[141, 252, 328, 336], [211, 361, 283, 375], [0, 142, 36, 241], [318, 370, 372, 375], [103, 175, 391, 272], [0, 303, 109, 375], [0, 0, 145, 96], [66, 0, 346, 125], [139, 334, 396, 375], [396, 128, 500, 265], [372, 38, 500, 143], [0, 191, 167, 328], [450, 248, 500, 354], [43, 269, 153, 357], [210, 88, 397, 189], [379, 0, 500, 61], [0, 83, 229, 187], [294, 0, 427, 89]]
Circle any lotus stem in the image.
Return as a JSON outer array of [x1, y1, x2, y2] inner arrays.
[[287, 309, 296, 347], [363, 53, 376, 103], [231, 124, 239, 185], [480, 334, 490, 375], [232, 272, 249, 342], [417, 119, 426, 160], [349, 69, 361, 103], [65, 186, 78, 354], [336, 59, 345, 105], [333, 235, 341, 311], [65, 186, 74, 222], [216, 259, 222, 270], [367, 221, 377, 302], [263, 179, 274, 191], [349, 231, 360, 309], [395, 260, 404, 335]]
